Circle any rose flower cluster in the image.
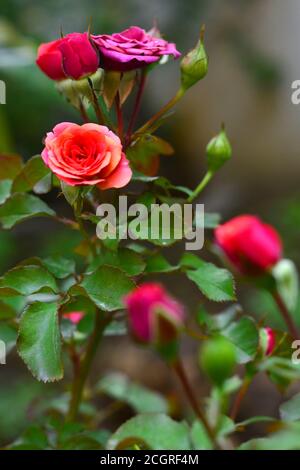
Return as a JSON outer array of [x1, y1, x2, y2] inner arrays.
[[35, 23, 293, 362], [37, 26, 180, 189]]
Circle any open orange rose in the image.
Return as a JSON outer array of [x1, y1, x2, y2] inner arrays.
[[41, 122, 132, 188]]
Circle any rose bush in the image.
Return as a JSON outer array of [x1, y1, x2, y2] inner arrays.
[[0, 21, 299, 453]]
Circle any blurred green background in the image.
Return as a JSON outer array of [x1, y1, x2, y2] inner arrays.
[[1, 0, 300, 446]]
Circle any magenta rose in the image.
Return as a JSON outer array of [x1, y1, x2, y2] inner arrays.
[[92, 26, 180, 72], [36, 32, 99, 81]]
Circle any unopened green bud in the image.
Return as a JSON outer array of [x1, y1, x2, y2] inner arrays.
[[199, 336, 236, 386], [180, 26, 208, 90], [56, 69, 103, 109], [272, 259, 299, 313], [206, 127, 232, 172]]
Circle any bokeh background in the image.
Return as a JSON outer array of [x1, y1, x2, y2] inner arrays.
[[1, 0, 300, 446]]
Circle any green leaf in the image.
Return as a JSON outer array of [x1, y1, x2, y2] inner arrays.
[[146, 253, 178, 273], [259, 357, 300, 390], [197, 304, 240, 331], [280, 393, 300, 422], [12, 155, 51, 194], [97, 372, 168, 414], [236, 416, 276, 428], [0, 323, 17, 353], [0, 179, 12, 204], [0, 265, 57, 296], [203, 212, 221, 229], [17, 301, 63, 382], [107, 414, 191, 450], [154, 177, 192, 197], [239, 422, 300, 450], [78, 266, 135, 312], [60, 182, 81, 207], [186, 259, 236, 302], [127, 135, 173, 175], [88, 248, 145, 277], [0, 193, 55, 229], [180, 252, 203, 269], [42, 255, 76, 279], [103, 70, 121, 109], [61, 434, 102, 450], [8, 425, 49, 450], [190, 420, 213, 450], [0, 153, 23, 180], [223, 316, 259, 362], [131, 172, 159, 183], [119, 71, 136, 105]]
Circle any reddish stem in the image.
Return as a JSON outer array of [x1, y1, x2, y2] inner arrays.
[[172, 359, 220, 449], [125, 71, 147, 146], [115, 93, 124, 140], [272, 291, 299, 340], [230, 375, 251, 421]]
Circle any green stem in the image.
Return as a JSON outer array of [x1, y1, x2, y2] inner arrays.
[[74, 207, 96, 258], [67, 311, 110, 422], [132, 87, 185, 140], [88, 78, 105, 125], [187, 170, 214, 203]]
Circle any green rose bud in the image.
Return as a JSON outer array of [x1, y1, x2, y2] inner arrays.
[[180, 26, 208, 91], [206, 127, 232, 172], [199, 336, 236, 386], [56, 69, 103, 109]]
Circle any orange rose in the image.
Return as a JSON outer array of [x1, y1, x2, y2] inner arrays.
[[41, 122, 132, 189]]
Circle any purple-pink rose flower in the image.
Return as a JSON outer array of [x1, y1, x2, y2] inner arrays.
[[92, 26, 180, 72]]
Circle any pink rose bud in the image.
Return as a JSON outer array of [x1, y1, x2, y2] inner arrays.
[[63, 311, 85, 325], [215, 215, 282, 275], [36, 32, 99, 81], [41, 122, 132, 189], [124, 283, 185, 351], [260, 327, 276, 356], [92, 26, 180, 72]]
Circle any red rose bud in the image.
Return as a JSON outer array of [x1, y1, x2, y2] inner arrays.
[[180, 26, 208, 90], [199, 336, 236, 386], [259, 327, 276, 356], [215, 215, 282, 275], [36, 32, 99, 81], [206, 127, 232, 172], [124, 283, 185, 355], [63, 311, 85, 325]]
